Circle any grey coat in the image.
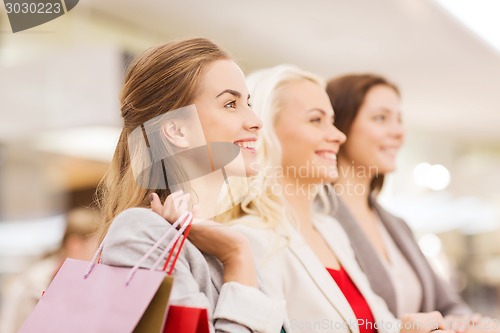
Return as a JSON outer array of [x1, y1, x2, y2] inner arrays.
[[330, 195, 472, 318], [100, 208, 287, 333]]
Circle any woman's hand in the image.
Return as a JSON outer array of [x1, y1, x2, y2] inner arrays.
[[149, 190, 191, 223], [460, 316, 499, 333], [400, 312, 453, 333], [150, 191, 258, 287], [444, 314, 483, 333]]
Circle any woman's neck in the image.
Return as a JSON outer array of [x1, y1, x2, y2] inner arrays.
[[335, 157, 372, 212], [280, 176, 316, 230], [174, 170, 226, 220]]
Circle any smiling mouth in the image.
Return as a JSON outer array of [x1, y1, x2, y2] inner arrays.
[[316, 151, 337, 161], [380, 147, 399, 156], [234, 140, 257, 152]]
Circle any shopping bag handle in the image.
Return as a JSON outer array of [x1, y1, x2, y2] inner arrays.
[[84, 211, 192, 283], [126, 211, 193, 284], [150, 212, 192, 271], [163, 222, 192, 275]]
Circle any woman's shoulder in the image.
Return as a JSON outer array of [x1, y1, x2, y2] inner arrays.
[[228, 214, 280, 241], [101, 208, 204, 267], [107, 207, 167, 235], [372, 201, 414, 235], [226, 214, 290, 265]]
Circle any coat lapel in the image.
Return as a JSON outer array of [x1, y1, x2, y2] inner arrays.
[[286, 226, 360, 333], [330, 195, 399, 316], [371, 199, 433, 312]]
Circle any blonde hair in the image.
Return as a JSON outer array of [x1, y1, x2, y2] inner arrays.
[[96, 38, 229, 239], [227, 65, 331, 230]]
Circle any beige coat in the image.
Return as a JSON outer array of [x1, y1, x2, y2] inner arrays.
[[231, 213, 400, 333]]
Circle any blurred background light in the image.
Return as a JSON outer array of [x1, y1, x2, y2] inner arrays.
[[31, 126, 121, 162], [413, 162, 451, 191], [419, 233, 443, 257], [434, 0, 500, 53]]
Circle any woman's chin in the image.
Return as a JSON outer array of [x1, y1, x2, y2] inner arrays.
[[318, 175, 339, 185], [377, 162, 396, 175], [316, 165, 339, 183], [244, 161, 260, 177]]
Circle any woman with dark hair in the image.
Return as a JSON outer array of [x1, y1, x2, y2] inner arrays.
[[325, 74, 472, 318]]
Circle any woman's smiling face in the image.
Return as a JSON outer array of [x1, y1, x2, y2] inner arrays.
[[339, 84, 404, 175], [193, 59, 262, 176], [274, 79, 346, 184]]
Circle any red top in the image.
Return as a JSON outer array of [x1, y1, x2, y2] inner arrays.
[[326, 267, 377, 333]]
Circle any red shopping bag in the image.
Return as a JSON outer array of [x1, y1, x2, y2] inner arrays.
[[164, 305, 210, 333], [19, 210, 193, 333]]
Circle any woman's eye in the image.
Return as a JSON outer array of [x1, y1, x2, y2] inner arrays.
[[225, 100, 237, 109], [310, 117, 322, 124], [374, 114, 386, 122]]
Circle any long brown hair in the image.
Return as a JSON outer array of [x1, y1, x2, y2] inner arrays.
[[326, 74, 400, 197], [96, 38, 229, 238]]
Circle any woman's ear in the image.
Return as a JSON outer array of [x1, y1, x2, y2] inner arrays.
[[162, 121, 189, 148]]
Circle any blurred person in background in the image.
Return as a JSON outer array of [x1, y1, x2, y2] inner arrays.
[[325, 74, 478, 322], [0, 207, 100, 333]]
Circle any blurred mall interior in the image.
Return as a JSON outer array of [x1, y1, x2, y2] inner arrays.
[[0, 0, 500, 324]]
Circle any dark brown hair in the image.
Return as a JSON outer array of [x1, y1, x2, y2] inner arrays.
[[326, 74, 400, 197]]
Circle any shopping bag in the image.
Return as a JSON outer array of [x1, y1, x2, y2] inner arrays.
[[164, 305, 210, 333], [19, 211, 193, 333], [135, 275, 174, 333]]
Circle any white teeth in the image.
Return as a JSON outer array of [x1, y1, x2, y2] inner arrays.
[[317, 152, 336, 161], [236, 141, 256, 149], [382, 147, 398, 155]]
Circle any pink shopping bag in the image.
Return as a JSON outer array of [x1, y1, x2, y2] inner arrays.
[[19, 211, 193, 333]]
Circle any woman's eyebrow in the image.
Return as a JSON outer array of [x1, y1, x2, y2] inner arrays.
[[308, 108, 326, 114], [216, 89, 241, 98], [374, 107, 399, 114], [308, 108, 333, 117]]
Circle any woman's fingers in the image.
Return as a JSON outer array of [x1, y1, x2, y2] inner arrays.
[[150, 192, 164, 216], [150, 190, 191, 224], [164, 190, 183, 217], [172, 192, 190, 215], [469, 314, 483, 325], [444, 313, 489, 333], [401, 311, 446, 333], [192, 204, 200, 218]]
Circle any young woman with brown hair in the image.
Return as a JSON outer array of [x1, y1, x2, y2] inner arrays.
[[325, 74, 479, 322], [98, 37, 286, 333]]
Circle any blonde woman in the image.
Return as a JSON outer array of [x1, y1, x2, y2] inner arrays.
[[98, 38, 286, 333], [224, 65, 453, 333], [151, 64, 456, 333]]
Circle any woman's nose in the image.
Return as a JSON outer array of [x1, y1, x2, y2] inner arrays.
[[326, 124, 346, 144], [245, 108, 263, 131]]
